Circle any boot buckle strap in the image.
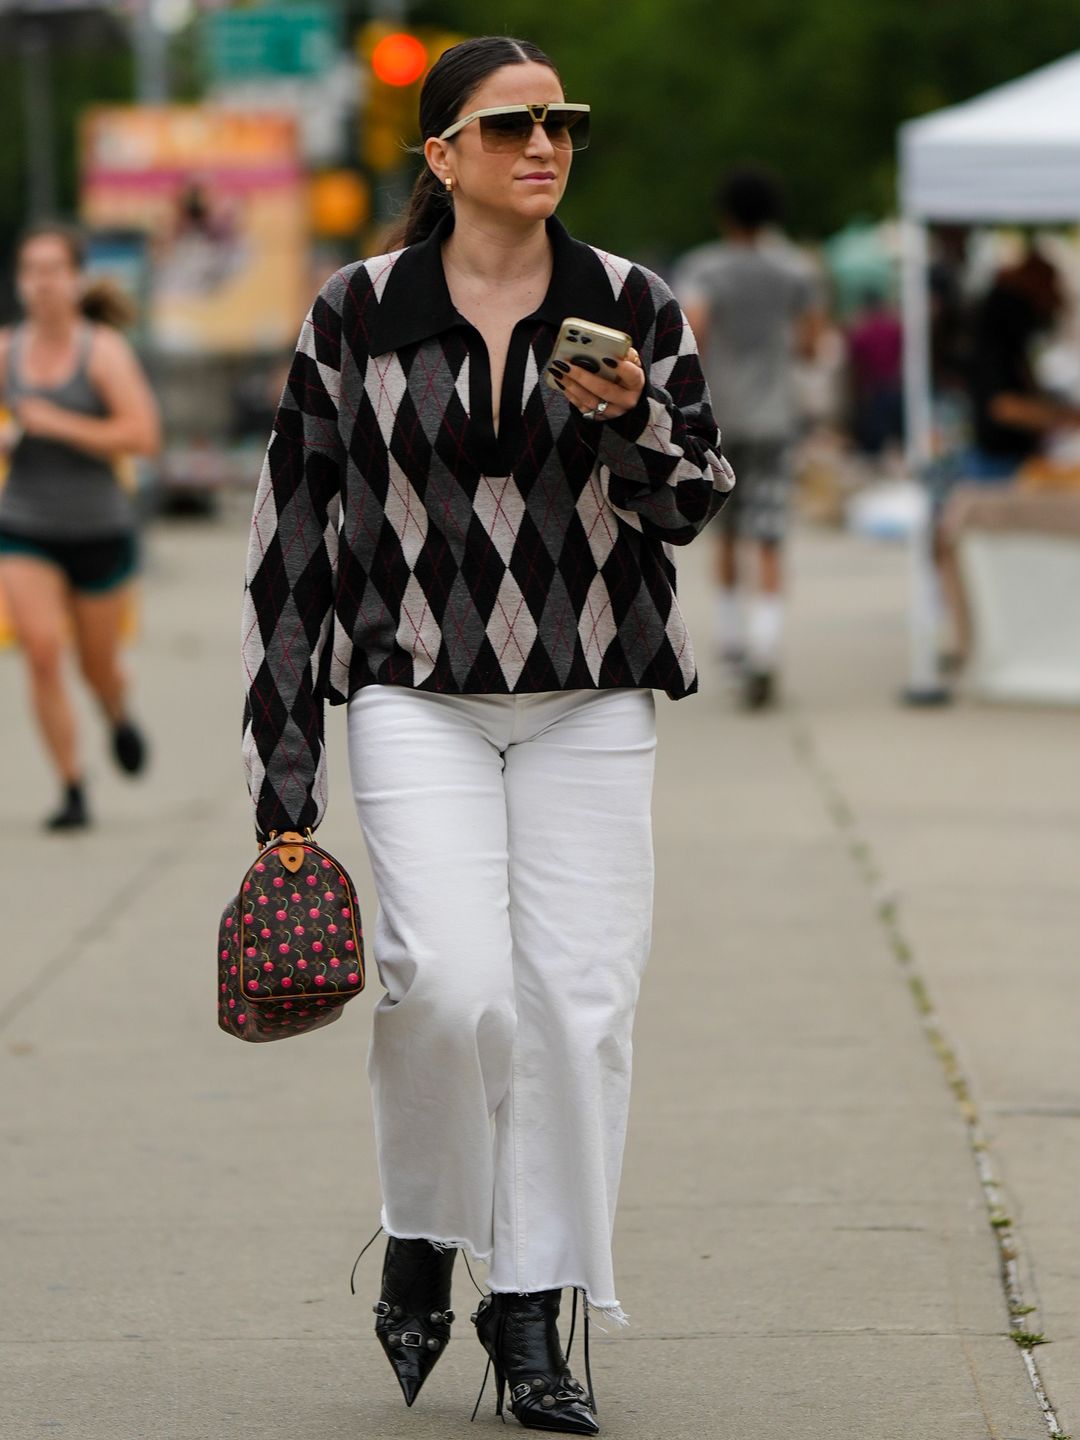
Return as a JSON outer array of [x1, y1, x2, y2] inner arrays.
[[400, 1331, 424, 1347]]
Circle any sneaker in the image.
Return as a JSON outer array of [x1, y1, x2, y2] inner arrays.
[[741, 671, 776, 711], [45, 782, 91, 832], [112, 719, 148, 776]]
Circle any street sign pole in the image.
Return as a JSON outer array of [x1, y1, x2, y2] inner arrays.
[[132, 0, 168, 104]]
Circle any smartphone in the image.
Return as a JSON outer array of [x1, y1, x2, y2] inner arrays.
[[543, 316, 633, 392]]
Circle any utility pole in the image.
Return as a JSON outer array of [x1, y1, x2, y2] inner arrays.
[[18, 11, 59, 220]]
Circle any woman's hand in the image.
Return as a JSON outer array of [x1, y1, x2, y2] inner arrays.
[[15, 396, 69, 442], [13, 329, 161, 461], [0, 416, 22, 456], [550, 347, 645, 422]]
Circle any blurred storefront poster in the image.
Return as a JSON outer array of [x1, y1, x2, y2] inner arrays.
[[80, 106, 308, 354]]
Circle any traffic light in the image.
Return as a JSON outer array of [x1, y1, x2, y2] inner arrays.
[[371, 32, 427, 88], [358, 23, 463, 174]]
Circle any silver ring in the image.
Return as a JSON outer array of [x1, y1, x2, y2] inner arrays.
[[581, 400, 609, 421]]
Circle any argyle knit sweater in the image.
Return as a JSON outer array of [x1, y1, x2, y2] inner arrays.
[[242, 213, 735, 838]]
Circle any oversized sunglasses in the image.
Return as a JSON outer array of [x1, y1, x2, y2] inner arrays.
[[438, 102, 591, 152]]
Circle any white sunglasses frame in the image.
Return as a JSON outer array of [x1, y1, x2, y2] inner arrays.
[[437, 102, 591, 145]]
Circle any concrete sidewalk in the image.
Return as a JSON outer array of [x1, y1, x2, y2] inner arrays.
[[0, 511, 1068, 1440]]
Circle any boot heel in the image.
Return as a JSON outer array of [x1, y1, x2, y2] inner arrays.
[[470, 1290, 598, 1434]]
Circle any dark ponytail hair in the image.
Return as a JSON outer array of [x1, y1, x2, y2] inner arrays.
[[17, 221, 137, 329], [391, 35, 562, 250]]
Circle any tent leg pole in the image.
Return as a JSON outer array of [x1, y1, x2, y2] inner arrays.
[[904, 499, 951, 705], [900, 217, 950, 705]]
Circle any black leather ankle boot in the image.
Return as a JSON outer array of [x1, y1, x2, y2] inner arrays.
[[472, 1290, 598, 1435], [373, 1237, 456, 1407]]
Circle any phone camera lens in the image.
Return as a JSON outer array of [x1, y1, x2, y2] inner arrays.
[[581, 336, 592, 344]]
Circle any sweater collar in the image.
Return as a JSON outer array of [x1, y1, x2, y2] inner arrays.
[[368, 210, 624, 355]]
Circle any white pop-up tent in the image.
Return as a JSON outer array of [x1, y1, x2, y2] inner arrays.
[[897, 52, 1080, 700]]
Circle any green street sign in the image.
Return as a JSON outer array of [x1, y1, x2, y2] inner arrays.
[[204, 4, 339, 81]]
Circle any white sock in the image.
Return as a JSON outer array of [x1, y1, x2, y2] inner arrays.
[[715, 587, 744, 654], [747, 595, 784, 671]]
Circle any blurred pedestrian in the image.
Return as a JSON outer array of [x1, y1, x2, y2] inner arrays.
[[676, 166, 825, 709], [965, 246, 1080, 480], [0, 224, 160, 829], [936, 245, 1080, 667], [846, 288, 903, 460], [242, 34, 732, 1433]]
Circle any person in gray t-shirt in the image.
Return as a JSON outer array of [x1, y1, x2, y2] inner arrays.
[[674, 167, 824, 709]]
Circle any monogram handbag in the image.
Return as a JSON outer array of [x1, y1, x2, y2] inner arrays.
[[218, 831, 365, 1042]]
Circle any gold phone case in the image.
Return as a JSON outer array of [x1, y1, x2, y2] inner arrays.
[[544, 316, 632, 391]]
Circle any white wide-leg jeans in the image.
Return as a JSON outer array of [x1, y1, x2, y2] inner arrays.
[[347, 686, 656, 1318]]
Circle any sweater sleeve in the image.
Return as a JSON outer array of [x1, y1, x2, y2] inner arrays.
[[595, 268, 735, 546], [241, 274, 345, 840]]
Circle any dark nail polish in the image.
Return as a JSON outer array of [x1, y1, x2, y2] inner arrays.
[[572, 356, 601, 374], [602, 357, 619, 368], [550, 359, 570, 374], [553, 378, 565, 390]]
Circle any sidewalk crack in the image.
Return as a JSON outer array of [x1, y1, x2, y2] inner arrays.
[[789, 712, 1069, 1440]]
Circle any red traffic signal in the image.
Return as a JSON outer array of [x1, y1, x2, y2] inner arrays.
[[370, 32, 428, 87]]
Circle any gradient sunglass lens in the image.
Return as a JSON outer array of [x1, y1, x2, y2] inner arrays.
[[478, 109, 590, 152]]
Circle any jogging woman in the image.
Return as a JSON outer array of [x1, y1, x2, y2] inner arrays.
[[0, 224, 160, 829]]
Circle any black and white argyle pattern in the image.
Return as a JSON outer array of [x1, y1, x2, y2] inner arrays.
[[242, 214, 734, 837]]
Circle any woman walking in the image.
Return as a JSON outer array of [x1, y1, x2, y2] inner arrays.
[[242, 36, 733, 1433], [0, 225, 160, 829]]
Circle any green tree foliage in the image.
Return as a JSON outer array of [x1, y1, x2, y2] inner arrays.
[[413, 0, 1080, 257]]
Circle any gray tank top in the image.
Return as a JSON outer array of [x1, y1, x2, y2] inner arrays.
[[1, 325, 135, 539]]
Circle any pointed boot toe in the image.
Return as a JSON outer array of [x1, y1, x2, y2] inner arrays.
[[372, 1238, 456, 1407], [512, 1390, 600, 1436], [376, 1322, 448, 1407]]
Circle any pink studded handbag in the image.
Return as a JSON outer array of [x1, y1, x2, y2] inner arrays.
[[217, 831, 365, 1042]]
